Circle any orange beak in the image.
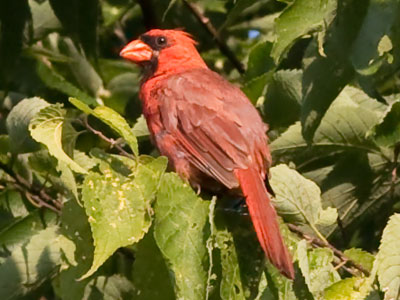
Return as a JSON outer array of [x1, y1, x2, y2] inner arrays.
[[119, 39, 153, 63]]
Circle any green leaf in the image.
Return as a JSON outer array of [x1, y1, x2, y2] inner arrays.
[[29, 104, 87, 174], [132, 230, 175, 300], [60, 38, 104, 98], [53, 200, 94, 300], [245, 41, 274, 81], [83, 274, 135, 300], [242, 72, 272, 104], [270, 164, 337, 228], [370, 100, 400, 147], [343, 248, 375, 273], [220, 0, 258, 30], [265, 264, 297, 300], [29, 0, 61, 40], [271, 0, 337, 63], [6, 97, 50, 153], [0, 0, 30, 83], [92, 106, 139, 156], [324, 277, 373, 300], [264, 69, 302, 129], [70, 97, 139, 156], [297, 240, 340, 299], [300, 0, 370, 142], [0, 135, 10, 164], [48, 0, 99, 56], [271, 86, 385, 155], [377, 213, 400, 300], [132, 115, 150, 137], [350, 0, 400, 75], [36, 60, 96, 105], [81, 156, 167, 278], [0, 209, 57, 253], [154, 173, 210, 300], [0, 190, 29, 231], [0, 226, 73, 300], [215, 228, 246, 300]]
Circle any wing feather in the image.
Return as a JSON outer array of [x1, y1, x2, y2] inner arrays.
[[156, 68, 270, 188]]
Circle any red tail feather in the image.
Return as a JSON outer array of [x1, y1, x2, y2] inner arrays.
[[235, 168, 294, 279]]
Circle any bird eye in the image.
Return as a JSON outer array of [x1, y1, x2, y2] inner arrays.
[[156, 36, 167, 46]]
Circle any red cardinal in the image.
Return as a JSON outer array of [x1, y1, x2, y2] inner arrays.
[[120, 29, 294, 279]]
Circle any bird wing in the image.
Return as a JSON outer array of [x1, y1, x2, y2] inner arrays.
[[155, 68, 270, 189]]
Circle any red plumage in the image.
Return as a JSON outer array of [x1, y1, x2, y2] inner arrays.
[[120, 29, 294, 279]]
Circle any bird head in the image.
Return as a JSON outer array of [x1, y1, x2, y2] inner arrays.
[[120, 29, 207, 78]]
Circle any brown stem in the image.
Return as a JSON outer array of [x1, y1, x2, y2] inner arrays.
[[288, 223, 370, 277], [83, 117, 135, 160], [0, 162, 60, 214], [182, 0, 245, 74]]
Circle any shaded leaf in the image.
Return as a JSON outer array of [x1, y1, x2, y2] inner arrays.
[[6, 97, 50, 153], [371, 100, 400, 147], [30, 0, 61, 40], [49, 0, 99, 56], [350, 0, 400, 75], [83, 274, 135, 300], [53, 200, 94, 300], [0, 226, 74, 300], [60, 38, 104, 98], [154, 173, 210, 300], [264, 69, 302, 129], [301, 0, 370, 142], [132, 229, 175, 300], [0, 0, 30, 83], [37, 60, 96, 105]]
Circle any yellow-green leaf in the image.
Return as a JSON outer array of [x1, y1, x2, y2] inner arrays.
[[29, 104, 87, 174]]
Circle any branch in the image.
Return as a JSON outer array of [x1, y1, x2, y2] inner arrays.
[[288, 223, 371, 277], [182, 0, 245, 74], [83, 116, 135, 160], [0, 161, 61, 214]]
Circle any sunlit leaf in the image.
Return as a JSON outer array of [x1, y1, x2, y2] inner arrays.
[[154, 173, 210, 300], [271, 0, 336, 63], [297, 240, 340, 299], [81, 156, 167, 278], [270, 164, 337, 229], [29, 104, 87, 174], [377, 213, 400, 300], [69, 97, 139, 156]]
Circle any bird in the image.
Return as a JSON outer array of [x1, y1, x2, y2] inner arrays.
[[120, 29, 294, 279]]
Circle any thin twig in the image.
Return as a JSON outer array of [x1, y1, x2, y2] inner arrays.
[[288, 223, 371, 277], [182, 0, 245, 74], [0, 162, 60, 214], [83, 117, 135, 159]]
